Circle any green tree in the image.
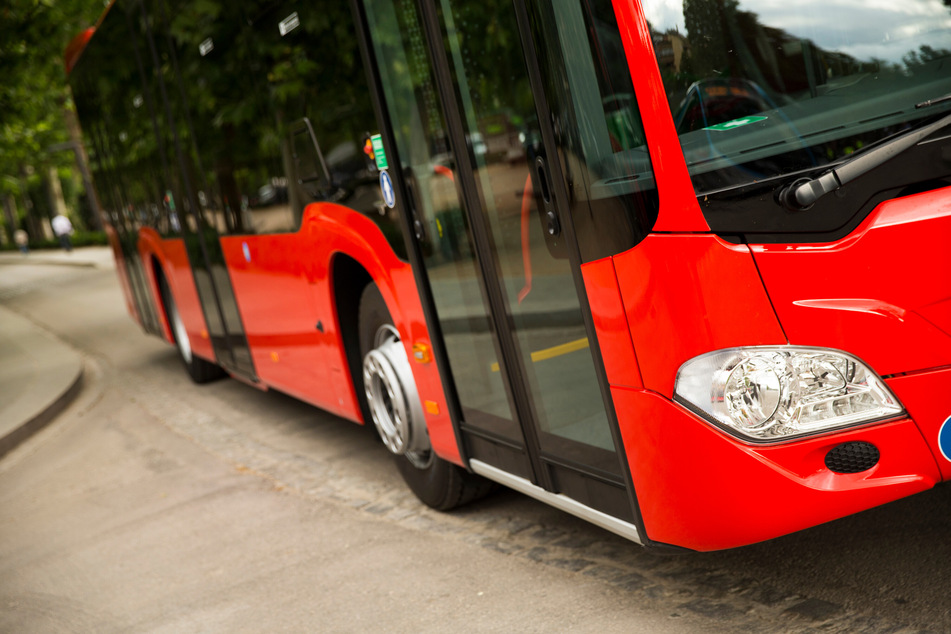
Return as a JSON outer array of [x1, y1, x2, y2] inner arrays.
[[0, 0, 103, 242]]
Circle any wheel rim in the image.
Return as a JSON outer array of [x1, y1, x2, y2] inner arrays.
[[167, 293, 192, 364], [362, 325, 432, 468]]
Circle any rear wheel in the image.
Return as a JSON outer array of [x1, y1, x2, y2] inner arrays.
[[159, 274, 224, 384], [358, 284, 493, 510]]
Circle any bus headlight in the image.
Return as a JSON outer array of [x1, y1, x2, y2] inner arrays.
[[674, 347, 904, 442]]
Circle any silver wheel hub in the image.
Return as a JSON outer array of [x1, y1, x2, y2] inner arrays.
[[168, 294, 192, 364], [362, 325, 432, 468]]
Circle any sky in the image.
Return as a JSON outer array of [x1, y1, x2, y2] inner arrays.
[[640, 0, 951, 65]]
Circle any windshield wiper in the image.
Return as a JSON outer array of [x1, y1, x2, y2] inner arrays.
[[779, 109, 951, 211], [916, 92, 951, 110]]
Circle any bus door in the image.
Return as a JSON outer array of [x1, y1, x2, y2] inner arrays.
[[361, 0, 656, 523]]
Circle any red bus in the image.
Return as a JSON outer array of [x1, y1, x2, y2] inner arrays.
[[66, 0, 951, 551]]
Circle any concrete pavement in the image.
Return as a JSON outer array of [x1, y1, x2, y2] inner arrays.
[[0, 244, 115, 269], [0, 246, 112, 457]]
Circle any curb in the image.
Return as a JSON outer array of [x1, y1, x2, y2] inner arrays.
[[0, 303, 88, 460], [0, 364, 84, 459]]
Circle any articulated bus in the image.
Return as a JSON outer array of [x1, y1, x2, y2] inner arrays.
[[66, 0, 951, 551]]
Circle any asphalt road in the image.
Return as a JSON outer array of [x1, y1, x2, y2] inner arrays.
[[1, 261, 950, 633]]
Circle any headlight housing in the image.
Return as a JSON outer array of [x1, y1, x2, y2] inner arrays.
[[674, 347, 904, 443]]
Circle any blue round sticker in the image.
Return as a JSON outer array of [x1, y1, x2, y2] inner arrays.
[[380, 170, 396, 209], [939, 416, 951, 462]]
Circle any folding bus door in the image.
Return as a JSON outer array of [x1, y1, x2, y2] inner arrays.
[[359, 0, 659, 529]]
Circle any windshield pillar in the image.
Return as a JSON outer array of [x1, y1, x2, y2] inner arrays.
[[611, 0, 710, 233]]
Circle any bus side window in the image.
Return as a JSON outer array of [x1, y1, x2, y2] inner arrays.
[[290, 117, 331, 203]]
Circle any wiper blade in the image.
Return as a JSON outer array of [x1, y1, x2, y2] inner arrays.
[[916, 92, 951, 109], [780, 110, 951, 211]]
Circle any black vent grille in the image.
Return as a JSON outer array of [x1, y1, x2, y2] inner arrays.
[[825, 441, 880, 474]]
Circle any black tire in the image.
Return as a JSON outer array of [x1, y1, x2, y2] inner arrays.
[[158, 274, 224, 384], [393, 449, 497, 511], [358, 283, 494, 510]]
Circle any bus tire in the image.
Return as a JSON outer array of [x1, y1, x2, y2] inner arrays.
[[158, 273, 224, 384], [358, 283, 493, 511]]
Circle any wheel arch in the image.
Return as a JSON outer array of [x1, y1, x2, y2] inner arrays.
[[139, 235, 175, 347], [326, 244, 464, 466], [330, 252, 374, 424]]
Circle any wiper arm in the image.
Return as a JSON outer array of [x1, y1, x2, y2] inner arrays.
[[916, 92, 951, 109], [780, 110, 951, 211]]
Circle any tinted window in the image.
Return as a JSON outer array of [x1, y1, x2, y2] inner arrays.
[[528, 0, 659, 261], [642, 0, 951, 195], [159, 0, 406, 256]]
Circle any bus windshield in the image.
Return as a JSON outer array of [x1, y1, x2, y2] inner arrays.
[[642, 0, 951, 195]]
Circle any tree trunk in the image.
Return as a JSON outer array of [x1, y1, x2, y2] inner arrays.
[[2, 194, 18, 244], [47, 165, 68, 219], [20, 165, 52, 242]]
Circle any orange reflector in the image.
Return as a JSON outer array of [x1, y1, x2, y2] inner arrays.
[[412, 342, 432, 363], [200, 329, 209, 339], [424, 400, 440, 415], [270, 351, 279, 362]]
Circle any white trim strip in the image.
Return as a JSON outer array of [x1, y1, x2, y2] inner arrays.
[[469, 459, 641, 545]]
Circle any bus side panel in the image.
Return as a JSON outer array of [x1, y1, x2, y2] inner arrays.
[[218, 203, 462, 466], [612, 387, 939, 551], [580, 257, 643, 389], [613, 233, 786, 397], [219, 231, 338, 415], [312, 203, 462, 466], [139, 229, 217, 364], [313, 205, 462, 464]]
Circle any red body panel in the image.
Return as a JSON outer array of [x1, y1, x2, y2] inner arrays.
[[751, 188, 951, 376], [134, 204, 460, 465], [138, 229, 216, 364], [219, 231, 331, 410], [214, 203, 461, 464], [888, 367, 951, 481], [581, 258, 643, 389], [613, 387, 940, 551], [613, 233, 787, 397]]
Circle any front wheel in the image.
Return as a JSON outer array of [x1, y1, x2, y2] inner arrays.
[[358, 284, 493, 510]]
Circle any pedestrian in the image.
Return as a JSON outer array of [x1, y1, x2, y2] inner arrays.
[[14, 229, 29, 254], [51, 213, 74, 252]]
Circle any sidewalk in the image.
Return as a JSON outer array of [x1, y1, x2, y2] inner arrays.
[[0, 305, 83, 458], [0, 248, 106, 458], [0, 245, 114, 269]]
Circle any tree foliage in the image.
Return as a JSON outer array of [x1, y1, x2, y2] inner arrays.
[[0, 0, 103, 193]]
